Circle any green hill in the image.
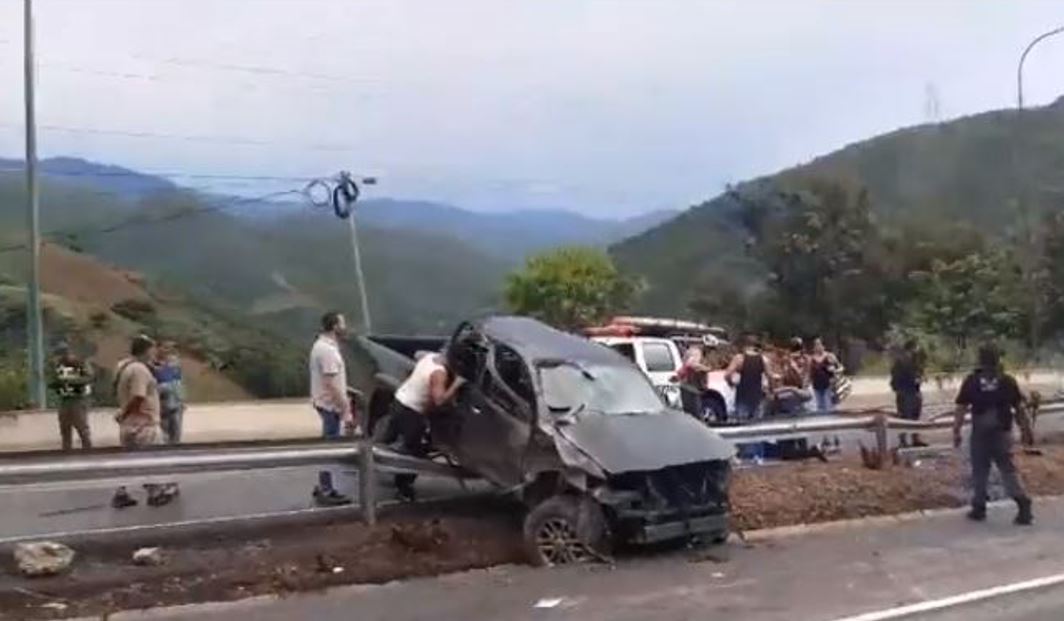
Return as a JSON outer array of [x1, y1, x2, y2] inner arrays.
[[0, 175, 509, 337], [612, 97, 1064, 316]]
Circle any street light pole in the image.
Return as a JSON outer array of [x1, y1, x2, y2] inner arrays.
[[23, 0, 46, 408], [1018, 25, 1064, 111], [1014, 25, 1064, 356]]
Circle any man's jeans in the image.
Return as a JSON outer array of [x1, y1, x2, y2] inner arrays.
[[814, 388, 833, 413], [316, 406, 342, 439], [160, 408, 183, 445]]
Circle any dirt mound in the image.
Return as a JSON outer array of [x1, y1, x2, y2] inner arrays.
[[33, 243, 251, 403], [39, 243, 148, 309]]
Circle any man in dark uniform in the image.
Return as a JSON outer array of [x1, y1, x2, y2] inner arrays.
[[49, 343, 94, 450], [892, 339, 927, 447], [952, 344, 1034, 525]]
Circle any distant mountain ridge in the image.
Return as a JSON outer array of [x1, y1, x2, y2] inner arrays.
[[0, 157, 676, 261]]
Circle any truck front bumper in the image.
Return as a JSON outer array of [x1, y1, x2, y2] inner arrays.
[[620, 511, 729, 544]]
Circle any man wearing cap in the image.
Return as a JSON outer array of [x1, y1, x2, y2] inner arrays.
[[49, 343, 94, 450]]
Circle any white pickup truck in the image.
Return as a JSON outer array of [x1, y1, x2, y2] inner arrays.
[[591, 335, 736, 423]]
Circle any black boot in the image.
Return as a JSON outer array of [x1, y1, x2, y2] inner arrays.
[[111, 486, 138, 509], [1015, 497, 1033, 526], [966, 503, 986, 522]]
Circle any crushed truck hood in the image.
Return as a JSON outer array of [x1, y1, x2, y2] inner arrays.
[[555, 409, 734, 474]]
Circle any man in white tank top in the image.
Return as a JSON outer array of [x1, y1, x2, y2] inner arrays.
[[386, 352, 465, 501]]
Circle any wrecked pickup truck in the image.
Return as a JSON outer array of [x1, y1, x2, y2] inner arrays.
[[357, 316, 733, 566]]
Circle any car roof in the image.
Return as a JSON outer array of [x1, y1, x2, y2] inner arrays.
[[476, 316, 628, 366]]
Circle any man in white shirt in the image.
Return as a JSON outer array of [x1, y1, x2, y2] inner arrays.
[[308, 311, 354, 506], [383, 351, 465, 501]]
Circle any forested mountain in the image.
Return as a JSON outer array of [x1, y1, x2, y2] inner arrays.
[[613, 97, 1064, 317]]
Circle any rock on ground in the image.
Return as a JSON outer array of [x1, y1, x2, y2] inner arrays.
[[14, 541, 75, 577], [132, 547, 165, 566]]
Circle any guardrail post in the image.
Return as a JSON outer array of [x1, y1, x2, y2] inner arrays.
[[359, 435, 377, 526], [874, 413, 890, 469]]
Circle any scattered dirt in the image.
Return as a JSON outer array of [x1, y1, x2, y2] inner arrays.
[[6, 448, 1064, 619], [0, 498, 526, 620]]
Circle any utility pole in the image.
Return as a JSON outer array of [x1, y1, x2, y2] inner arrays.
[[346, 211, 373, 334], [23, 0, 46, 408], [1015, 25, 1064, 357]]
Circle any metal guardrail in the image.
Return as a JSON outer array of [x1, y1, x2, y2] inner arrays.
[[1, 400, 1058, 526]]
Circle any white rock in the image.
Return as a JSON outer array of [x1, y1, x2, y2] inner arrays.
[[14, 542, 75, 577], [132, 547, 164, 566]]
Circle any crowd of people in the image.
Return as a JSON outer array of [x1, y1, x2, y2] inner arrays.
[[49, 337, 187, 451], [677, 333, 844, 422], [48, 335, 187, 508]]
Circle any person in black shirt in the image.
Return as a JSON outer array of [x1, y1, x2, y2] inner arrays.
[[891, 339, 926, 447], [952, 344, 1033, 525], [725, 334, 771, 420]]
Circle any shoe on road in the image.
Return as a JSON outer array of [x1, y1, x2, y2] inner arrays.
[[966, 506, 986, 522], [145, 483, 180, 507], [313, 486, 352, 507], [111, 488, 138, 509]]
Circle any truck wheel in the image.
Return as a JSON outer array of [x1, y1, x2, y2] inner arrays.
[[523, 495, 608, 567]]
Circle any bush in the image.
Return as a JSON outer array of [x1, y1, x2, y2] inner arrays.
[[110, 298, 157, 324], [89, 311, 110, 330], [0, 358, 28, 411]]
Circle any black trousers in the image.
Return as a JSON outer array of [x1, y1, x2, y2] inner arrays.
[[386, 401, 429, 491]]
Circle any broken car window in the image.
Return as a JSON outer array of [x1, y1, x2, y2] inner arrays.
[[538, 363, 663, 415]]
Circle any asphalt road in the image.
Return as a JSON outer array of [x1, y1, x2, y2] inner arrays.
[[0, 465, 482, 543], [89, 496, 1064, 621]]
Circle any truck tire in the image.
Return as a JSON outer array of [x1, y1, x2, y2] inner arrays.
[[523, 495, 609, 567]]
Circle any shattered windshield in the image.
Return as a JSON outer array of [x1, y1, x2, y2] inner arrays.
[[538, 362, 664, 415]]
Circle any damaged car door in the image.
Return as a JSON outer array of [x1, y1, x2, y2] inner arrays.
[[449, 341, 534, 487]]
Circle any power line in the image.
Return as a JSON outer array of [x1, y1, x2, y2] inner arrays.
[[130, 54, 379, 85], [0, 121, 354, 152], [0, 188, 301, 255], [0, 165, 316, 184]]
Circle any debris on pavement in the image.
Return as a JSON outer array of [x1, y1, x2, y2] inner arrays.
[[132, 547, 165, 567], [315, 554, 344, 575], [390, 518, 451, 552], [534, 597, 565, 608], [14, 541, 76, 577], [38, 602, 68, 612]]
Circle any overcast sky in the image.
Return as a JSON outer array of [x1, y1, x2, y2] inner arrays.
[[1, 1, 1063, 217]]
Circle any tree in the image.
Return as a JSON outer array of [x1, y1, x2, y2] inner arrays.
[[734, 179, 891, 344], [906, 250, 1026, 354], [504, 247, 637, 330]]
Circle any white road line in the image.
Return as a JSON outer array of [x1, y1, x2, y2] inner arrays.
[[829, 572, 1064, 621]]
